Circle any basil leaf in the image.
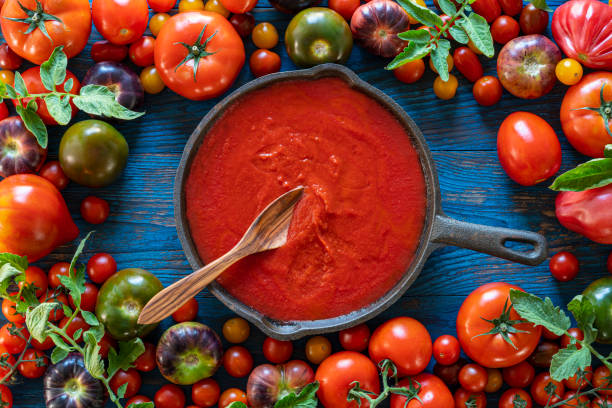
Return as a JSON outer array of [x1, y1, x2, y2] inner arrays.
[[387, 42, 431, 70], [13, 72, 28, 96], [15, 105, 48, 148], [40, 46, 68, 90], [397, 0, 444, 27], [107, 338, 145, 379], [567, 295, 597, 344], [550, 158, 612, 191], [25, 302, 56, 342], [530, 0, 552, 11], [509, 289, 571, 336], [449, 25, 469, 44], [459, 13, 494, 57], [50, 347, 70, 365], [44, 94, 72, 125], [430, 39, 452, 81], [550, 345, 591, 382], [397, 29, 431, 43], [73, 85, 145, 121], [275, 382, 319, 408], [438, 0, 457, 17]]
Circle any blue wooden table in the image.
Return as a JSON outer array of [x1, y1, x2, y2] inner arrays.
[[5, 0, 612, 406]]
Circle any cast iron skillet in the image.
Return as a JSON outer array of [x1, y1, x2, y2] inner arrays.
[[174, 64, 548, 340]]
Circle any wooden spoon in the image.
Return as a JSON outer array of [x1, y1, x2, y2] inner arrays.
[[137, 186, 305, 325]]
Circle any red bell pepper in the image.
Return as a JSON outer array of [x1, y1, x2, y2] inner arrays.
[[556, 184, 612, 244], [0, 174, 79, 261]]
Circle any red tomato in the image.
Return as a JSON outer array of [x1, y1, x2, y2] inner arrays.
[[502, 360, 535, 388], [329, 0, 360, 20], [48, 262, 70, 288], [127, 396, 152, 405], [394, 59, 426, 84], [500, 388, 533, 408], [59, 315, 89, 343], [192, 378, 220, 408], [453, 47, 483, 82], [565, 366, 593, 390], [31, 334, 54, 351], [87, 253, 117, 284], [339, 324, 370, 352], [129, 36, 156, 67], [542, 327, 560, 340], [0, 384, 12, 408], [560, 72, 612, 158], [391, 373, 454, 408], [98, 332, 116, 359], [92, 0, 149, 45], [154, 11, 245, 101], [171, 297, 198, 322], [491, 15, 520, 44], [497, 112, 562, 186], [561, 328, 584, 349], [81, 196, 110, 225], [0, 43, 22, 70], [0, 345, 16, 380], [458, 363, 488, 392], [69, 283, 98, 312], [249, 49, 281, 78], [433, 335, 460, 365], [473, 76, 502, 106], [91, 40, 128, 62], [369, 317, 432, 376], [471, 0, 501, 23], [531, 372, 564, 405], [0, 322, 28, 354], [39, 161, 69, 191], [223, 346, 253, 378], [2, 298, 23, 324], [561, 391, 590, 408], [457, 282, 542, 368], [453, 389, 486, 408], [17, 266, 46, 296], [315, 351, 380, 408], [12, 67, 81, 125], [218, 0, 256, 13], [39, 291, 69, 322], [0, 0, 91, 64], [134, 342, 156, 372], [110, 368, 141, 399], [549, 252, 579, 282], [148, 0, 176, 12], [595, 366, 612, 396], [519, 3, 548, 35], [0, 102, 7, 121], [18, 348, 48, 379], [262, 337, 293, 364], [498, 0, 522, 16], [592, 395, 612, 408], [218, 388, 246, 408]]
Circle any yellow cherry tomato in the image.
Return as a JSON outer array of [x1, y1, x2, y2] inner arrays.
[[305, 336, 332, 365], [149, 13, 170, 37], [484, 368, 503, 393], [204, 0, 230, 17], [433, 74, 458, 100], [252, 22, 279, 49], [222, 317, 250, 343], [429, 54, 454, 73], [468, 39, 483, 55], [0, 70, 15, 87], [555, 58, 583, 86], [178, 0, 205, 12], [405, 0, 426, 24], [140, 66, 165, 94]]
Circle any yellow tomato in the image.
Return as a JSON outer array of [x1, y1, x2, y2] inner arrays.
[[178, 0, 205, 12], [204, 0, 230, 17], [251, 22, 279, 49], [429, 54, 454, 73], [433, 74, 458, 100], [140, 66, 165, 94], [555, 58, 583, 86], [149, 13, 170, 36], [0, 70, 15, 87], [222, 317, 250, 343], [305, 336, 332, 365], [405, 0, 426, 24]]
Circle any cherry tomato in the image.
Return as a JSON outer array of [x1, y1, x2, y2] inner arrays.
[[329, 0, 360, 20], [519, 3, 549, 35], [393, 59, 426, 84], [219, 0, 256, 13], [91, 40, 128, 62], [222, 317, 250, 343], [205, 0, 230, 17], [565, 366, 593, 390], [428, 54, 454, 73], [594, 366, 612, 395], [127, 396, 152, 405], [592, 395, 612, 408], [484, 368, 503, 393], [140, 66, 165, 94], [453, 389, 486, 408], [549, 252, 579, 282], [252, 22, 279, 49], [148, 0, 176, 12], [249, 49, 281, 78], [59, 315, 90, 343], [218, 388, 247, 408], [502, 360, 535, 388], [20, 266, 48, 298], [433, 335, 460, 365], [178, 0, 205, 11], [0, 385, 12, 408], [129, 36, 155, 67], [0, 346, 16, 380], [1, 298, 23, 325], [0, 102, 7, 121], [134, 342, 156, 372], [531, 372, 565, 405], [499, 0, 522, 16], [339, 324, 370, 352], [18, 348, 48, 379], [229, 13, 255, 38], [499, 388, 533, 408], [223, 345, 253, 378], [81, 196, 110, 225], [98, 332, 117, 359], [0, 70, 15, 87], [306, 336, 332, 365], [69, 283, 99, 313], [86, 253, 117, 284], [434, 358, 467, 388], [48, 262, 70, 288], [171, 297, 198, 322], [263, 337, 293, 363], [473, 75, 502, 106], [0, 322, 28, 354], [150, 13, 171, 37], [433, 74, 458, 100], [92, 0, 149, 45], [453, 47, 483, 82], [39, 161, 69, 191], [110, 368, 141, 399], [390, 373, 454, 408], [491, 15, 520, 44], [556, 58, 583, 86], [0, 44, 21, 70], [192, 378, 220, 408], [561, 328, 585, 349], [458, 363, 488, 392], [561, 391, 590, 408], [39, 291, 69, 322]]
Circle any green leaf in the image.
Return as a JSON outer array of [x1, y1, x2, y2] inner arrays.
[[70, 231, 92, 275], [430, 39, 452, 81], [44, 94, 72, 125], [48, 332, 72, 350], [83, 324, 105, 345], [459, 13, 494, 57], [509, 289, 571, 336], [40, 46, 68, 90], [550, 345, 591, 382], [62, 303, 73, 318], [396, 0, 444, 27], [604, 144, 612, 158], [127, 403, 155, 408], [84, 342, 104, 379], [4, 84, 17, 99], [13, 72, 28, 96], [386, 42, 431, 70], [50, 347, 70, 364], [438, 0, 457, 16], [530, 0, 552, 11], [567, 295, 597, 344], [0, 253, 28, 272], [73, 85, 145, 121], [0, 264, 22, 286], [81, 311, 100, 327], [73, 328, 83, 341], [397, 29, 431, 43], [15, 105, 48, 148], [275, 382, 319, 408], [550, 158, 612, 191], [107, 338, 145, 379], [61, 232, 93, 309], [25, 302, 56, 342], [14, 284, 39, 314], [63, 78, 74, 93], [449, 25, 469, 43], [117, 383, 129, 399], [227, 403, 248, 408]]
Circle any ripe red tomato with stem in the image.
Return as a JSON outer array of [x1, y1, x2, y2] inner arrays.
[[148, 0, 176, 12], [91, 40, 128, 62], [18, 348, 48, 379], [129, 36, 156, 67], [594, 366, 612, 395], [0, 384, 12, 408], [531, 372, 564, 405], [0, 322, 28, 354], [134, 342, 156, 372], [223, 346, 253, 378], [502, 360, 535, 388], [171, 297, 198, 322], [393, 60, 425, 84], [561, 328, 584, 349], [498, 0, 522, 16], [520, 3, 549, 35], [433, 334, 460, 365], [39, 161, 69, 191], [218, 388, 246, 408], [263, 337, 293, 363], [339, 324, 370, 352], [473, 76, 502, 106], [39, 291, 68, 322], [2, 298, 23, 324], [453, 47, 483, 82], [0, 44, 21, 70], [81, 196, 110, 225], [92, 0, 149, 45], [110, 368, 141, 399], [458, 363, 488, 392], [87, 253, 117, 284], [453, 389, 486, 408], [549, 252, 579, 282], [59, 315, 89, 343], [500, 388, 533, 408], [391, 373, 454, 408], [69, 283, 98, 312], [491, 15, 520, 44], [249, 49, 281, 78], [565, 366, 593, 390], [192, 378, 220, 407]]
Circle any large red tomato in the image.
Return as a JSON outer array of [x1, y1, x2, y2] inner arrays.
[[390, 373, 454, 408], [92, 0, 149, 45], [369, 317, 432, 376], [219, 0, 257, 14], [552, 0, 612, 70], [155, 11, 245, 101], [457, 282, 542, 368], [315, 351, 380, 408], [0, 0, 91, 64], [560, 72, 612, 158]]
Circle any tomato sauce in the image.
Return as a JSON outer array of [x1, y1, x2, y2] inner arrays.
[[185, 77, 426, 321]]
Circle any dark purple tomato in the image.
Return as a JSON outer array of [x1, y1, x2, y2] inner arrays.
[[246, 360, 314, 408], [519, 3, 549, 35], [0, 117, 47, 178], [229, 13, 255, 37], [433, 358, 468, 387], [44, 353, 106, 408]]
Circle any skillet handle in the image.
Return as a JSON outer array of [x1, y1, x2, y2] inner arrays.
[[431, 215, 548, 266]]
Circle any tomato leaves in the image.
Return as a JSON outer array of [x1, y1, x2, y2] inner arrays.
[[509, 290, 571, 337], [107, 338, 145, 379], [72, 85, 144, 121], [275, 382, 319, 408], [550, 144, 612, 191]]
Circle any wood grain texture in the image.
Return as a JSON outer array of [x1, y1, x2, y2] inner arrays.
[[2, 0, 611, 406]]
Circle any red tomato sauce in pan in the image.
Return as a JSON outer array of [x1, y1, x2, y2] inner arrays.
[[185, 77, 426, 321]]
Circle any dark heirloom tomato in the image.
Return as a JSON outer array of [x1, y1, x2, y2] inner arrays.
[[471, 0, 501, 23], [96, 268, 163, 340], [92, 0, 149, 45], [44, 354, 105, 408], [229, 13, 255, 37], [350, 0, 410, 58], [391, 374, 454, 408], [286, 7, 353, 67], [0, 117, 47, 178], [528, 341, 559, 368], [246, 360, 314, 408], [519, 4, 548, 35], [82, 62, 144, 115], [269, 0, 321, 13], [583, 277, 612, 344]]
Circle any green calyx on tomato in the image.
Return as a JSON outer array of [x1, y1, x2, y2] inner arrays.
[[473, 299, 529, 350], [175, 25, 218, 82], [3, 0, 62, 42], [576, 84, 612, 139]]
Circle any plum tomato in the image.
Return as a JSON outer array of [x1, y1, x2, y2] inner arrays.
[[87, 253, 117, 284], [134, 342, 156, 372], [229, 13, 256, 37], [59, 315, 90, 343], [18, 348, 48, 379], [0, 384, 12, 408], [92, 0, 149, 45], [390, 373, 454, 408], [219, 388, 247, 408], [502, 361, 535, 388], [192, 378, 220, 408], [97, 332, 116, 359], [497, 111, 561, 186], [0, 116, 47, 178], [155, 384, 186, 408], [528, 341, 559, 368], [549, 251, 579, 282], [0, 322, 28, 354], [499, 0, 522, 16], [520, 3, 549, 35], [129, 36, 155, 67], [453, 46, 483, 82], [49, 262, 70, 288], [594, 366, 612, 395], [434, 358, 467, 388], [338, 324, 370, 352], [305, 336, 332, 365], [556, 58, 583, 86], [564, 366, 593, 391], [252, 22, 279, 49], [150, 13, 171, 37], [171, 297, 198, 322], [453, 389, 486, 408], [81, 196, 110, 225], [90, 40, 128, 62], [458, 363, 488, 392], [249, 49, 282, 78], [178, 0, 205, 11], [69, 283, 99, 313], [484, 368, 503, 393], [561, 328, 584, 349], [428, 54, 453, 74], [433, 74, 458, 100], [0, 70, 15, 87], [329, 0, 360, 20], [39, 291, 69, 322], [433, 335, 460, 365], [2, 298, 23, 324], [369, 317, 432, 376], [39, 161, 69, 191], [110, 368, 141, 399], [473, 76, 502, 106], [148, 0, 176, 12], [0, 43, 21, 70], [140, 66, 165, 94], [205, 0, 230, 17], [499, 388, 533, 408], [222, 317, 250, 344], [471, 0, 501, 23], [219, 0, 257, 13], [18, 266, 48, 298], [393, 59, 425, 84], [223, 346, 253, 378], [263, 338, 293, 364], [491, 15, 520, 44], [531, 372, 565, 405]]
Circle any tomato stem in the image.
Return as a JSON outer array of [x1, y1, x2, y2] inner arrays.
[[472, 298, 529, 350], [574, 83, 612, 139], [174, 25, 218, 82], [3, 0, 63, 42]]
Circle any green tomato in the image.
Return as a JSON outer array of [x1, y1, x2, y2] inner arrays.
[[583, 277, 612, 344], [285, 7, 353, 67], [59, 120, 128, 188], [95, 268, 163, 341]]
